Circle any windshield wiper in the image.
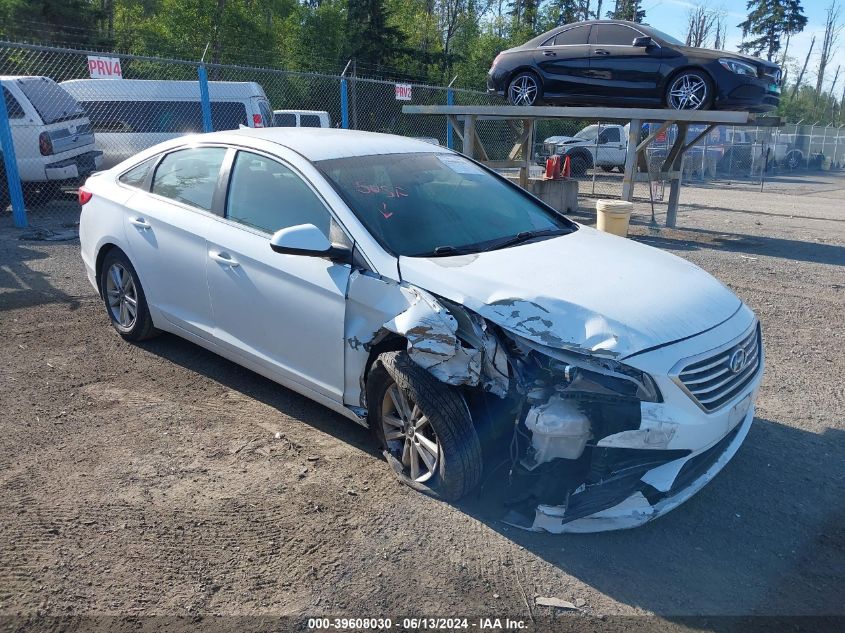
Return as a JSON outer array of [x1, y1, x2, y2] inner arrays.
[[409, 245, 467, 257], [480, 228, 570, 252]]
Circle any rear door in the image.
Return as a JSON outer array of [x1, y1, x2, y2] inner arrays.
[[122, 146, 228, 340], [204, 149, 350, 400], [533, 24, 592, 98], [587, 23, 663, 103]]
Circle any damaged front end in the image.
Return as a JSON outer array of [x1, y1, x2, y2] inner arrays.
[[345, 272, 760, 533]]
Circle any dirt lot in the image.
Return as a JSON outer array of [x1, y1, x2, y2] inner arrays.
[[1, 173, 843, 630]]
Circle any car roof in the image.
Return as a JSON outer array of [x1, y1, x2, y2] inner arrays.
[[60, 78, 267, 100], [224, 127, 451, 161]]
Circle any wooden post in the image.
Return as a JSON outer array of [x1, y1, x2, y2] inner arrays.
[[665, 122, 689, 228], [463, 115, 476, 159], [520, 118, 533, 188], [621, 118, 642, 201]]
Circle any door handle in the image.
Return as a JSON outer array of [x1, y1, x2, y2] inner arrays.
[[129, 217, 150, 229], [209, 251, 240, 267], [543, 50, 557, 57], [594, 49, 610, 56]]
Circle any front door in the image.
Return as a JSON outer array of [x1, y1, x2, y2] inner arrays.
[[586, 23, 663, 104], [205, 149, 350, 401]]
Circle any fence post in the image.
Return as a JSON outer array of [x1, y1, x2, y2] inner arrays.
[[0, 84, 27, 227], [197, 65, 213, 133], [340, 78, 349, 129], [446, 88, 454, 149]]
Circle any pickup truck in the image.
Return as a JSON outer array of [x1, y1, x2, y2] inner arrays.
[[536, 124, 628, 176]]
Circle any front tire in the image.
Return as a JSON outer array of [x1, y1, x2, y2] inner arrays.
[[508, 72, 542, 106], [367, 351, 482, 501], [666, 70, 713, 110], [100, 249, 158, 341]]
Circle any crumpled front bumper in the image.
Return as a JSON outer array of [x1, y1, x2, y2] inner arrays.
[[509, 307, 763, 533], [529, 404, 754, 533]]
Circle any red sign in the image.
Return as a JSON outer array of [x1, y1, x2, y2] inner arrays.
[[395, 83, 412, 101], [87, 56, 122, 79]]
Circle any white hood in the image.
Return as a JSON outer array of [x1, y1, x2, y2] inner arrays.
[[398, 226, 741, 358]]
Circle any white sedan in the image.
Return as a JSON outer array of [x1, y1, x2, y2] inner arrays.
[[79, 128, 763, 532]]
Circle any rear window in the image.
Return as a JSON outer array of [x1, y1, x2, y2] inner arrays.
[[80, 100, 247, 133], [16, 77, 85, 125], [300, 114, 323, 128], [554, 26, 589, 46], [119, 158, 155, 189], [151, 147, 227, 211], [3, 87, 24, 119], [274, 113, 297, 127]]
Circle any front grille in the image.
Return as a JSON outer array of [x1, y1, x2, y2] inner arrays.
[[678, 325, 761, 412], [763, 69, 782, 85]]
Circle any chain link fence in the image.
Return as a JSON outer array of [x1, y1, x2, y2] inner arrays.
[[0, 39, 841, 228]]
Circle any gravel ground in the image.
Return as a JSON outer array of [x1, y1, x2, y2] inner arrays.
[[0, 174, 843, 631]]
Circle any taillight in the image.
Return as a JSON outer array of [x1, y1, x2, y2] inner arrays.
[[78, 187, 93, 205], [39, 132, 53, 156], [252, 113, 263, 128]]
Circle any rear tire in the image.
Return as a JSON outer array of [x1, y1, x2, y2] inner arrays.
[[99, 249, 158, 342], [367, 351, 482, 501], [600, 165, 614, 173]]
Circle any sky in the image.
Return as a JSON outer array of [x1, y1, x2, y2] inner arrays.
[[642, 0, 843, 94]]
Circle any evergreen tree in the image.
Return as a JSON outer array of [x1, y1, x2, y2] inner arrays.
[[608, 0, 644, 22], [738, 0, 807, 61], [346, 0, 406, 67]]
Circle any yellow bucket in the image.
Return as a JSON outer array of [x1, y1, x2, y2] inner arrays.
[[596, 199, 633, 237]]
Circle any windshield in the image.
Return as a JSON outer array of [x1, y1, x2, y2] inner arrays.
[[16, 77, 86, 125], [575, 125, 600, 141], [317, 152, 575, 257]]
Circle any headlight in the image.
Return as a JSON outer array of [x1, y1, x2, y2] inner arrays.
[[546, 357, 663, 403], [719, 58, 758, 77]]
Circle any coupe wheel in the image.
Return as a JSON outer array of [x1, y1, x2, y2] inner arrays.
[[367, 351, 482, 501], [100, 249, 158, 341], [508, 72, 541, 106], [666, 71, 712, 110], [785, 151, 801, 170]]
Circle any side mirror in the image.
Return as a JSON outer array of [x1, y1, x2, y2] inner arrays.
[[633, 36, 652, 47], [269, 223, 352, 263]]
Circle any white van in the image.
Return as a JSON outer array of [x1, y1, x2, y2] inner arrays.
[[61, 79, 273, 168], [1, 76, 102, 206], [273, 110, 331, 128]]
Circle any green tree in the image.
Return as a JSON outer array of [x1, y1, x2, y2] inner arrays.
[[607, 0, 644, 22], [346, 0, 406, 68], [738, 0, 807, 61], [0, 0, 108, 46]]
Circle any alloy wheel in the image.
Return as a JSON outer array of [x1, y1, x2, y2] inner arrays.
[[381, 383, 440, 483], [105, 262, 138, 329], [509, 75, 538, 106], [668, 74, 708, 110]]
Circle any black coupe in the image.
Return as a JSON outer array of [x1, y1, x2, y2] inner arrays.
[[487, 20, 781, 112]]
